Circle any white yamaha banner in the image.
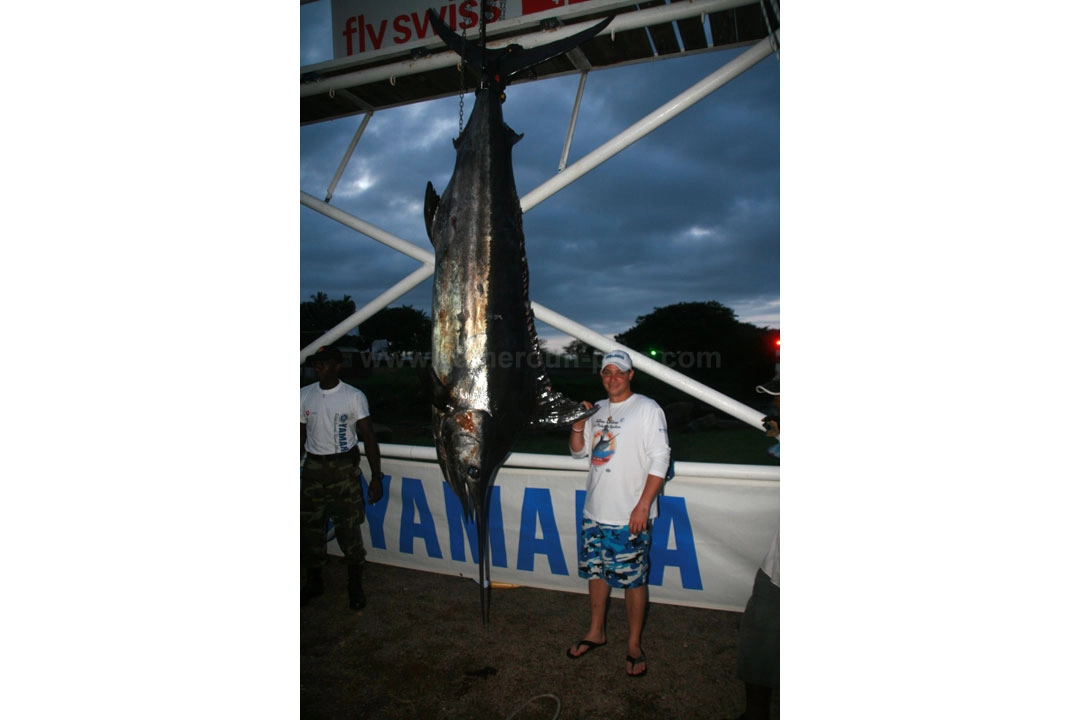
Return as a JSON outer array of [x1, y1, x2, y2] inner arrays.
[[328, 458, 778, 612]]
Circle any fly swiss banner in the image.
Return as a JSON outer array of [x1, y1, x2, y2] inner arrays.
[[329, 0, 638, 62], [329, 459, 779, 612]]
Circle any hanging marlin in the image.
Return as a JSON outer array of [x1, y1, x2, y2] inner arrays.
[[424, 8, 609, 623]]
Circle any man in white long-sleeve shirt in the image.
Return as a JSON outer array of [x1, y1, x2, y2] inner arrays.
[[565, 349, 670, 678]]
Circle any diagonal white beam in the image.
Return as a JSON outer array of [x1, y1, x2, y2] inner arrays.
[[325, 111, 373, 202], [300, 264, 433, 365], [521, 32, 777, 212], [531, 302, 766, 430], [301, 191, 434, 264], [558, 71, 590, 172], [300, 192, 436, 363]]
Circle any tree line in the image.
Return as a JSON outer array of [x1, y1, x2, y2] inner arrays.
[[301, 292, 432, 354], [301, 294, 778, 392]]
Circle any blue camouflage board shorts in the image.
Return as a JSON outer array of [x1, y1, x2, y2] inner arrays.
[[578, 518, 651, 589]]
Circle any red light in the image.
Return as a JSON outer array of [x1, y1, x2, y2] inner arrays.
[[775, 338, 780, 347]]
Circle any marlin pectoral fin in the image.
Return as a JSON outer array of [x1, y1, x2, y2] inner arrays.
[[430, 367, 455, 414], [424, 181, 440, 246], [529, 391, 600, 429]]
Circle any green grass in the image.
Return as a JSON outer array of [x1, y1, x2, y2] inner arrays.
[[317, 365, 779, 466]]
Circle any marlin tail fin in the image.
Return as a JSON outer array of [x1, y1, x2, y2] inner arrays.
[[426, 9, 613, 89]]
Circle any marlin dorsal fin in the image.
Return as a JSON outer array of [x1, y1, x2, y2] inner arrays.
[[424, 181, 440, 246]]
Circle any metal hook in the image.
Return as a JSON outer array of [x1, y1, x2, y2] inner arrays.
[[390, 75, 397, 86]]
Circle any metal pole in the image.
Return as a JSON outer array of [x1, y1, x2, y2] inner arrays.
[[558, 71, 589, 172], [325, 111, 373, 202], [521, 32, 777, 212], [301, 191, 434, 265], [300, 263, 434, 364]]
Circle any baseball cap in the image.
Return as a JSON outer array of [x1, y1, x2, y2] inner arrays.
[[310, 346, 343, 363], [601, 349, 633, 373], [756, 376, 780, 396]]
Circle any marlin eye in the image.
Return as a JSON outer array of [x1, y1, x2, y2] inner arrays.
[[468, 466, 480, 479]]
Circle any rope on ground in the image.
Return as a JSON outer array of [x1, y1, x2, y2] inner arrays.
[[505, 693, 561, 720]]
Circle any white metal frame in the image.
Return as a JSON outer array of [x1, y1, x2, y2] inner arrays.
[[301, 0, 762, 103], [369, 443, 779, 481], [301, 11, 779, 442]]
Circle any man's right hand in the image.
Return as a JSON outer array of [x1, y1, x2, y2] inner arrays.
[[367, 475, 384, 505]]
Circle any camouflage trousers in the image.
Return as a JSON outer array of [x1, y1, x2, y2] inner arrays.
[[300, 454, 367, 573]]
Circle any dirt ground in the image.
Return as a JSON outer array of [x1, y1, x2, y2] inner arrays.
[[300, 558, 779, 719]]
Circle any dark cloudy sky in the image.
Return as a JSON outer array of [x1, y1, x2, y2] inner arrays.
[[300, 2, 779, 353]]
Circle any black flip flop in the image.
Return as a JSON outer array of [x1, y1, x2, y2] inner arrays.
[[566, 640, 607, 659], [626, 653, 647, 678]]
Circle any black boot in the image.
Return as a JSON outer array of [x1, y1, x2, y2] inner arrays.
[[347, 564, 366, 610], [301, 567, 324, 607]]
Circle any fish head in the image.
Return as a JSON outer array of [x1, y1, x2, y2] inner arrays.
[[435, 409, 501, 518]]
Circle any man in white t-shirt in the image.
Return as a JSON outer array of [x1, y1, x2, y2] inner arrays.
[[300, 346, 384, 611], [565, 349, 670, 678]]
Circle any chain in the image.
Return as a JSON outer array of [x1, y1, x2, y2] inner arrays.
[[458, 24, 466, 133], [456, 2, 507, 133]]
